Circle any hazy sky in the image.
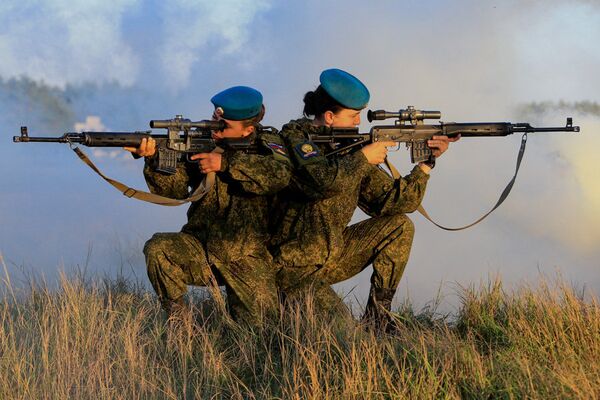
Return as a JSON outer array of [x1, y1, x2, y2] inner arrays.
[[1, 0, 598, 311]]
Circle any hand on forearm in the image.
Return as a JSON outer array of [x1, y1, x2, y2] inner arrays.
[[427, 135, 460, 158], [124, 137, 156, 157]]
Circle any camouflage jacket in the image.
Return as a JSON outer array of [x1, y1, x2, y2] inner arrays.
[[144, 127, 292, 260], [270, 118, 430, 268]]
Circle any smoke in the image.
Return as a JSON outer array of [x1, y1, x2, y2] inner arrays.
[[506, 102, 600, 253], [0, 0, 141, 88], [517, 101, 600, 119], [0, 0, 271, 90], [0, 77, 75, 131], [158, 0, 272, 89]]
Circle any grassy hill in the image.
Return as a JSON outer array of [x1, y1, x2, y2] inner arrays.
[[1, 264, 598, 399]]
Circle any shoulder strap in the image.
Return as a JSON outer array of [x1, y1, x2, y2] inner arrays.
[[71, 146, 222, 206], [384, 133, 528, 231]]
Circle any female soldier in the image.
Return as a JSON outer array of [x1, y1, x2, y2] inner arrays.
[[127, 86, 292, 325], [271, 69, 457, 330]]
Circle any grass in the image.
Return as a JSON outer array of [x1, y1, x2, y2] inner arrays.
[[0, 258, 598, 399]]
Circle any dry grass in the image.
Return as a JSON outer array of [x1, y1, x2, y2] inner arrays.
[[0, 258, 598, 399]]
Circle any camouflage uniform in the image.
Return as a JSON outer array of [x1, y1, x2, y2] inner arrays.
[[271, 118, 430, 321], [143, 128, 291, 324]]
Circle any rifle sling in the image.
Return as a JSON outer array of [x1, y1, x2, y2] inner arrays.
[[384, 133, 528, 231], [71, 146, 222, 206]]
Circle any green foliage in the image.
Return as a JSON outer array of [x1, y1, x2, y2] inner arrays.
[[455, 279, 512, 351]]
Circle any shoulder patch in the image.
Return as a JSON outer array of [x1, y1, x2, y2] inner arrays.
[[295, 141, 320, 160], [258, 134, 290, 164], [266, 142, 288, 157]]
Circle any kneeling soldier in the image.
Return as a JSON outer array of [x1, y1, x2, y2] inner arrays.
[[271, 69, 457, 330], [128, 86, 291, 324]]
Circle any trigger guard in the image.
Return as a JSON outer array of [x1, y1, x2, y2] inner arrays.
[[186, 154, 199, 163]]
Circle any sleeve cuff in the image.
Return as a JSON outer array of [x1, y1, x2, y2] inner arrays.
[[219, 151, 231, 172]]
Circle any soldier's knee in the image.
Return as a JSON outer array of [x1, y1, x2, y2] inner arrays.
[[376, 215, 415, 259], [143, 234, 162, 258], [143, 233, 175, 270], [388, 213, 414, 239], [401, 214, 415, 236]]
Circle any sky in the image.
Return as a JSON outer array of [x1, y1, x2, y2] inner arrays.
[[0, 0, 598, 312]]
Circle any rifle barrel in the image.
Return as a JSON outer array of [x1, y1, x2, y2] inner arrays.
[[13, 130, 157, 147], [512, 126, 580, 133], [13, 136, 75, 143]]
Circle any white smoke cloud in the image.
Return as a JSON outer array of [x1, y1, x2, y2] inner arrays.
[[510, 3, 600, 102], [158, 0, 272, 89], [0, 0, 272, 90], [0, 0, 140, 88], [503, 105, 600, 253]]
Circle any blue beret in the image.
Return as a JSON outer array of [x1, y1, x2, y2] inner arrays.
[[319, 69, 370, 110], [210, 86, 263, 120]]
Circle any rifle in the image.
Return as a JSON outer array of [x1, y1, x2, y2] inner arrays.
[[13, 115, 256, 175], [308, 106, 580, 230], [308, 106, 580, 164], [13, 115, 256, 206]]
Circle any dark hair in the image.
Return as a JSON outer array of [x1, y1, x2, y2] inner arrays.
[[241, 104, 266, 129], [303, 85, 344, 117]]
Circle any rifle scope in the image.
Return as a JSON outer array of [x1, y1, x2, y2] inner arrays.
[[150, 115, 226, 131], [367, 106, 441, 123]]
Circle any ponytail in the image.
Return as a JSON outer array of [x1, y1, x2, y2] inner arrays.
[[302, 85, 344, 117]]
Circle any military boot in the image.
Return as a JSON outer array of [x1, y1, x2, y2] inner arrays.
[[362, 287, 397, 333]]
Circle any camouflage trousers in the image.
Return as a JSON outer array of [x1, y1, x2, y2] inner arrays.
[[277, 213, 415, 317], [144, 232, 279, 324]]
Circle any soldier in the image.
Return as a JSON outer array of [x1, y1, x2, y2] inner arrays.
[[271, 69, 458, 330], [126, 86, 292, 325]]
